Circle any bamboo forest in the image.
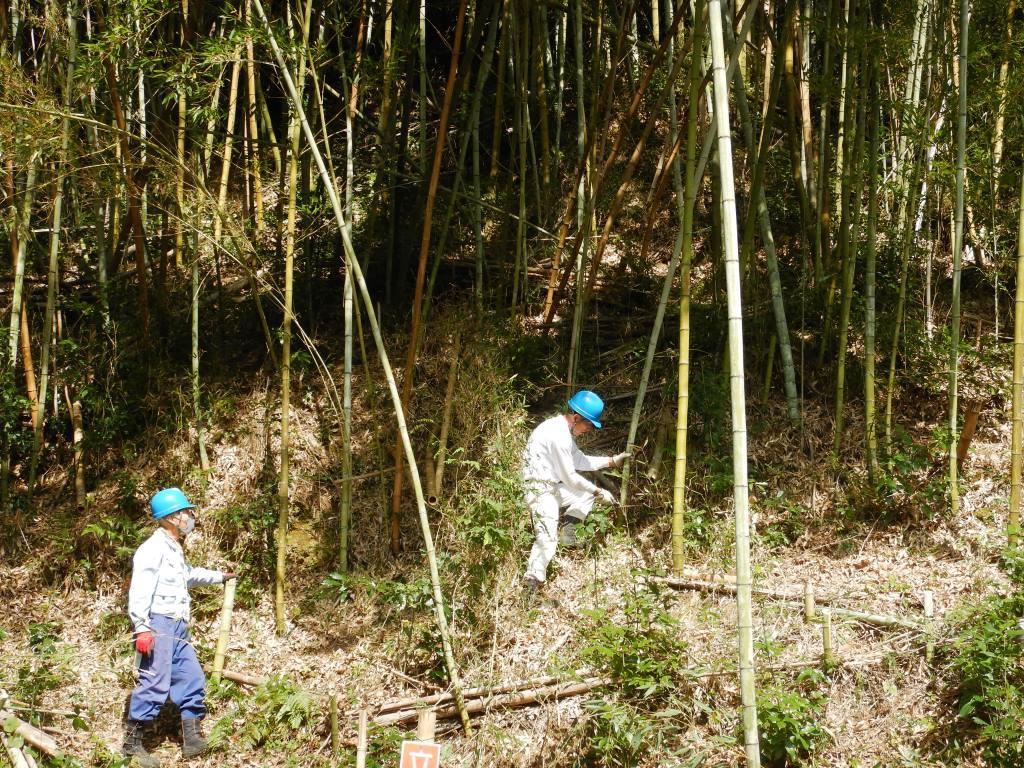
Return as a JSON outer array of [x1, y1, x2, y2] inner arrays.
[[2, 0, 1024, 764]]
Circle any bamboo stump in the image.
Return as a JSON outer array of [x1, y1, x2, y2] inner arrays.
[[821, 608, 835, 667], [356, 710, 368, 768], [211, 576, 237, 682]]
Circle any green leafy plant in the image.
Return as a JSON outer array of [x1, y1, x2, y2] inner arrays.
[[580, 584, 691, 703], [209, 677, 316, 752], [14, 622, 75, 706], [943, 555, 1024, 767], [756, 673, 829, 767]]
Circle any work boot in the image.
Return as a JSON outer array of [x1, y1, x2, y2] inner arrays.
[[123, 720, 160, 768], [180, 717, 209, 759], [522, 575, 541, 599], [558, 515, 585, 547]]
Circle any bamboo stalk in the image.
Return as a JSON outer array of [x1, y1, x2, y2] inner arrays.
[[949, 0, 969, 515], [330, 695, 339, 755], [356, 710, 368, 768], [803, 581, 815, 621], [0, 711, 60, 757], [708, 0, 760, 760], [252, 0, 473, 734], [1010, 163, 1024, 547], [922, 590, 935, 662], [433, 332, 461, 497], [821, 607, 835, 666], [211, 576, 237, 682]]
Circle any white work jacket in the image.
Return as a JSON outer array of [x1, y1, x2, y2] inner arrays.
[[128, 527, 225, 633], [521, 415, 613, 496]]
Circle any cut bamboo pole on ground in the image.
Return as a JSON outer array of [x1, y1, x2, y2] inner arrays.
[[373, 679, 606, 727], [211, 576, 237, 682], [653, 576, 924, 630], [372, 669, 596, 716], [0, 710, 61, 757]]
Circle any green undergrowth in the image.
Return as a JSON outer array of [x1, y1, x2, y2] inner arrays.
[[936, 549, 1024, 766]]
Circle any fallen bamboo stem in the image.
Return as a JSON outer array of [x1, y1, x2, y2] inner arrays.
[[372, 669, 595, 715], [654, 577, 923, 629], [0, 711, 60, 757], [1, 728, 30, 768], [372, 678, 606, 727], [202, 667, 265, 687]]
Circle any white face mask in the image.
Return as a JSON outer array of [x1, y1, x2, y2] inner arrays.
[[177, 514, 196, 537]]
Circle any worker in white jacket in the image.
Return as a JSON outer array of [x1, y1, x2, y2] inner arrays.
[[123, 487, 236, 767], [522, 390, 629, 593]]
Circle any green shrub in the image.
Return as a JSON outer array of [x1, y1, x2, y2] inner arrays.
[[944, 563, 1024, 767], [580, 584, 691, 703], [756, 671, 829, 767], [209, 677, 316, 752]]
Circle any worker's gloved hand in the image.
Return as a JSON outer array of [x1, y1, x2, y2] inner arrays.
[[222, 571, 238, 581], [135, 630, 156, 655], [595, 488, 616, 506], [610, 452, 631, 468]]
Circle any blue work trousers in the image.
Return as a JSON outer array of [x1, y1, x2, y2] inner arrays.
[[128, 614, 206, 722]]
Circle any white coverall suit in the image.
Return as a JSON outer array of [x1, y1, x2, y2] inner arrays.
[[522, 415, 615, 583]]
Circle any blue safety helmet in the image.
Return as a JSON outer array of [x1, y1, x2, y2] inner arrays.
[[150, 487, 196, 520], [568, 390, 604, 429]]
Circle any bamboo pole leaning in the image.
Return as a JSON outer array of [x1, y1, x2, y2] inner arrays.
[[708, 0, 761, 761], [211, 576, 237, 682], [251, 0, 473, 735]]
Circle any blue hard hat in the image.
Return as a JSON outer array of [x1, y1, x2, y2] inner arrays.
[[150, 487, 196, 519], [568, 390, 604, 429]]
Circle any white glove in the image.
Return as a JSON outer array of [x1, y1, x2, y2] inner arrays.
[[595, 488, 616, 506], [610, 452, 631, 468]]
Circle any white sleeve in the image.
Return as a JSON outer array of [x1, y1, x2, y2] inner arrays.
[[186, 565, 225, 587], [551, 440, 599, 495], [128, 540, 160, 633], [571, 441, 613, 472]]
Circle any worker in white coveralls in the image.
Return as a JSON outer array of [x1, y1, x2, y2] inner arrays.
[[521, 390, 629, 594]]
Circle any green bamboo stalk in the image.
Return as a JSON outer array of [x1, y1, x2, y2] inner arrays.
[[708, 0, 761, 760], [191, 235, 209, 473], [833, 38, 869, 460], [672, 0, 705, 575], [1009, 168, 1024, 547], [949, 0, 968, 514], [726, 9, 800, 425], [864, 94, 881, 482], [28, 0, 77, 494], [620, 0, 690, 506], [275, 0, 313, 636], [252, 0, 473, 734]]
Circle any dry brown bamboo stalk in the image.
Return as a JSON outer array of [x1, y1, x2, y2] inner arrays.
[[211, 576, 237, 682], [373, 679, 606, 726], [69, 399, 85, 506]]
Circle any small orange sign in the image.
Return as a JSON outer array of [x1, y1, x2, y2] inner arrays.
[[399, 741, 441, 768]]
